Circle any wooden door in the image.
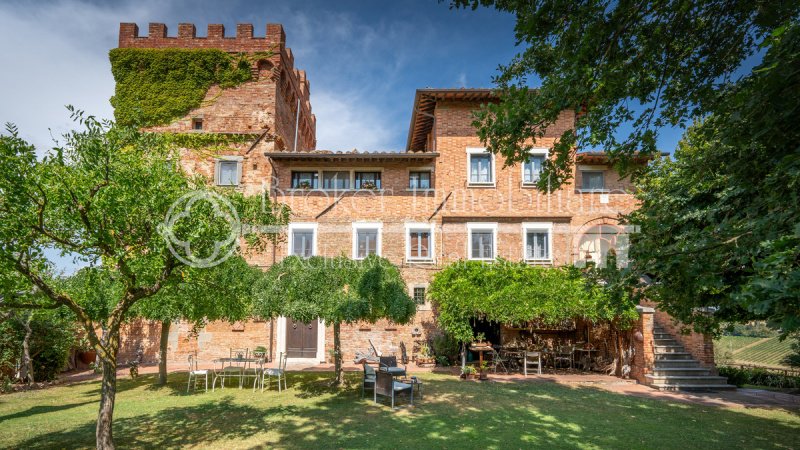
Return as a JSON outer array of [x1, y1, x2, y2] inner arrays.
[[286, 320, 318, 358]]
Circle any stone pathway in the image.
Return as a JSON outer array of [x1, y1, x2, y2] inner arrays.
[[59, 363, 799, 410]]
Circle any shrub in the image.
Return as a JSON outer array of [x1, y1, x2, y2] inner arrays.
[[0, 310, 78, 387], [719, 366, 800, 389], [431, 333, 460, 365]]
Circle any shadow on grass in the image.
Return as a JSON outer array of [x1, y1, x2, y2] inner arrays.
[[12, 396, 274, 449], [0, 399, 96, 423], [9, 373, 800, 449]]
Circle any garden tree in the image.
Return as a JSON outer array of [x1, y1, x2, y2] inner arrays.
[[627, 24, 800, 339], [450, 0, 798, 187], [0, 112, 288, 450], [427, 260, 638, 373], [253, 255, 416, 385], [137, 256, 262, 385]]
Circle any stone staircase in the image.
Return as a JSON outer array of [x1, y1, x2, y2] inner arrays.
[[645, 325, 735, 391]]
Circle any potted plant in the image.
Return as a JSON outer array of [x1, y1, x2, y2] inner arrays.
[[472, 332, 488, 347], [253, 346, 267, 359], [416, 342, 435, 366], [360, 180, 378, 190], [478, 361, 489, 380], [460, 365, 476, 380], [77, 337, 96, 365], [298, 180, 312, 190]]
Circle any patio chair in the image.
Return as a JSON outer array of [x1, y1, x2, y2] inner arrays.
[[374, 371, 413, 409], [378, 355, 406, 377], [489, 348, 509, 374], [260, 352, 288, 392], [554, 345, 575, 369], [187, 354, 209, 393], [523, 351, 542, 376], [362, 362, 377, 398]]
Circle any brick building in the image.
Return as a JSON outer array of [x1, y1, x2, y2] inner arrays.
[[114, 22, 719, 387]]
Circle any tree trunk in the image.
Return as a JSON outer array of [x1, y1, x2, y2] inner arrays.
[[157, 320, 170, 385], [333, 322, 342, 386], [20, 312, 34, 384], [95, 329, 119, 450]]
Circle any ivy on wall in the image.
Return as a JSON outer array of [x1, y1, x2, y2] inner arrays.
[[427, 260, 638, 342], [109, 48, 271, 127]]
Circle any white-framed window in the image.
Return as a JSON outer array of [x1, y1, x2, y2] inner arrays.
[[215, 156, 242, 186], [522, 222, 553, 262], [467, 222, 498, 260], [288, 223, 317, 258], [405, 222, 435, 262], [352, 222, 382, 259], [467, 147, 495, 185], [522, 148, 548, 185], [411, 284, 432, 311], [581, 170, 605, 191]]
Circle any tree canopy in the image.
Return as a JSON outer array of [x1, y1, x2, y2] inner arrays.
[[0, 111, 287, 449], [628, 24, 800, 337], [253, 255, 416, 384], [451, 0, 798, 188], [427, 260, 638, 343]]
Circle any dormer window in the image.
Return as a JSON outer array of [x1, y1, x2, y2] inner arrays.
[[192, 118, 203, 130]]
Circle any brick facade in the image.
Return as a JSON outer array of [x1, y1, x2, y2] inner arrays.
[[114, 22, 705, 375]]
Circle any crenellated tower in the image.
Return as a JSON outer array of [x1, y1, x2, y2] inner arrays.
[[117, 22, 316, 151]]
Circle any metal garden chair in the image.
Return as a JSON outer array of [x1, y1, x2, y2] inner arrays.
[[186, 354, 209, 393]]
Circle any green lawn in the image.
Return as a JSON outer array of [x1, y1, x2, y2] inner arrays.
[[1, 372, 799, 449]]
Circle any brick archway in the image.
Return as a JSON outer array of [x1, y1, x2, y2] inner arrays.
[[571, 217, 626, 268]]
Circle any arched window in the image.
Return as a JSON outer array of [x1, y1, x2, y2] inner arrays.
[[575, 224, 629, 268]]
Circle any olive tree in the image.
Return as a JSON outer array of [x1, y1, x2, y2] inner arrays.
[[0, 111, 286, 449]]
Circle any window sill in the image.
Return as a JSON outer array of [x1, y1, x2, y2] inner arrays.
[[467, 183, 496, 188], [406, 258, 435, 264], [287, 188, 384, 193], [468, 258, 496, 262], [404, 188, 436, 193], [521, 182, 542, 189], [576, 189, 610, 194], [525, 259, 553, 265]]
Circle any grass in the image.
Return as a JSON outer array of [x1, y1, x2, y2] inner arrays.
[[716, 336, 795, 368], [1, 372, 799, 449]]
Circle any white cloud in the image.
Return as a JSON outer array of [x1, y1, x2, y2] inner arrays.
[[312, 89, 395, 151]]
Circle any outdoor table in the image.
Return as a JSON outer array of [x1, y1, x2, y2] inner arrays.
[[398, 376, 423, 400], [212, 357, 265, 389], [469, 344, 494, 369], [499, 349, 525, 372]]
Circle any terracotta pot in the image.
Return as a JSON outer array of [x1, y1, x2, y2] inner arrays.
[[79, 350, 97, 365], [479, 370, 489, 380]]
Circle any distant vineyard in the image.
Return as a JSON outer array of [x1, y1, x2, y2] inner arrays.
[[715, 335, 794, 368]]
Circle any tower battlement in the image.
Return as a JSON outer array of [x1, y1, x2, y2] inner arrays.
[[117, 22, 315, 150]]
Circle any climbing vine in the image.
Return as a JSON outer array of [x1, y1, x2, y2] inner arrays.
[[109, 48, 272, 127], [427, 260, 638, 342]]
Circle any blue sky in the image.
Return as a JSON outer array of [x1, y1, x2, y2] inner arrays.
[[0, 0, 689, 154]]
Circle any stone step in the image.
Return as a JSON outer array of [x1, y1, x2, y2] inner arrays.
[[653, 333, 674, 339], [654, 359, 700, 368], [649, 383, 737, 392], [654, 352, 695, 360], [645, 374, 730, 386], [654, 345, 687, 353], [651, 367, 712, 377], [654, 338, 681, 346]]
